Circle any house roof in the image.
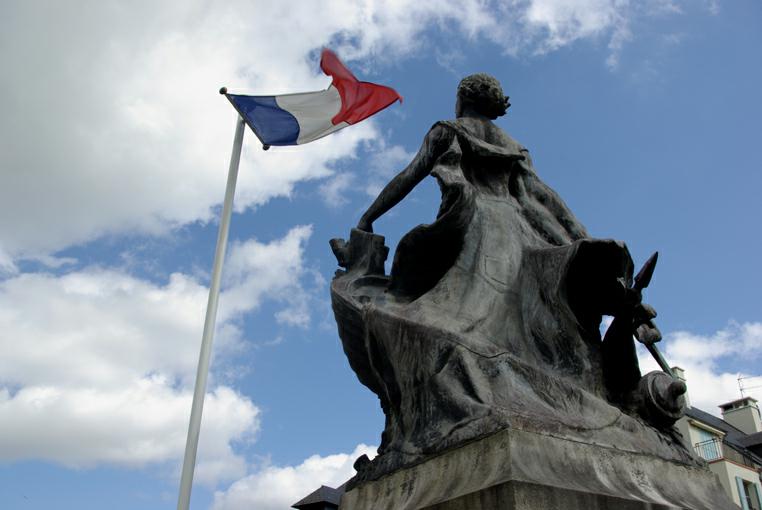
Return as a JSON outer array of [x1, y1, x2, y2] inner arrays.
[[686, 406, 762, 466], [292, 484, 344, 509], [687, 406, 745, 440], [737, 431, 762, 448]]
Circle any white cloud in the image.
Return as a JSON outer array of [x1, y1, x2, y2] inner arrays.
[[0, 246, 17, 276], [521, 0, 624, 51], [221, 225, 314, 325], [364, 143, 416, 198], [319, 173, 355, 208], [0, 380, 257, 485], [318, 139, 415, 204], [27, 254, 78, 269], [0, 1, 377, 260], [0, 0, 692, 261], [705, 0, 721, 15], [212, 444, 377, 510], [637, 321, 762, 414], [0, 269, 207, 389], [0, 226, 314, 484]]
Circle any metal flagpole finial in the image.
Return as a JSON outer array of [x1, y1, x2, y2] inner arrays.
[[219, 86, 269, 151]]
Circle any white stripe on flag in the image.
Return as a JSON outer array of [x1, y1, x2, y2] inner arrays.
[[275, 85, 347, 144]]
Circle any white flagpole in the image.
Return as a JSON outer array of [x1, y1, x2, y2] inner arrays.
[[177, 114, 246, 510]]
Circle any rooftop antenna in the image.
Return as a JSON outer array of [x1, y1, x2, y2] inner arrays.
[[738, 374, 762, 398]]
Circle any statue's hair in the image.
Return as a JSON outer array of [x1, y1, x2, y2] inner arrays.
[[457, 73, 509, 119]]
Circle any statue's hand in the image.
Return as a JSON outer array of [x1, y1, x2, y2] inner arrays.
[[635, 322, 662, 345], [634, 303, 662, 345], [604, 279, 641, 317]]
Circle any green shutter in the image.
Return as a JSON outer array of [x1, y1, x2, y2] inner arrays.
[[737, 476, 751, 510], [751, 482, 762, 508]]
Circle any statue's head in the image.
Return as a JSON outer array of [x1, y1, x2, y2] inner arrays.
[[456, 73, 510, 119]]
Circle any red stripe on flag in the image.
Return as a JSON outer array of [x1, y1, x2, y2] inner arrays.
[[320, 49, 402, 126]]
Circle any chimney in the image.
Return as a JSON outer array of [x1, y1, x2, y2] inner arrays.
[[671, 366, 690, 407], [719, 397, 762, 435]]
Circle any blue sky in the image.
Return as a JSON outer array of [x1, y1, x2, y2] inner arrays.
[[0, 1, 760, 509]]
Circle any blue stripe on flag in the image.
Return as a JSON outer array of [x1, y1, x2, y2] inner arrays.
[[227, 94, 300, 146]]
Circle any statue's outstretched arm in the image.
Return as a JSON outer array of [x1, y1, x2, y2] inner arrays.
[[519, 149, 589, 241], [357, 125, 452, 232]]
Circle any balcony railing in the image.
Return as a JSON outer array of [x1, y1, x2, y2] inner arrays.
[[694, 438, 722, 460], [694, 437, 758, 468]]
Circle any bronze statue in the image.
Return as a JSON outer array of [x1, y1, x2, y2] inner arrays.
[[330, 74, 690, 485]]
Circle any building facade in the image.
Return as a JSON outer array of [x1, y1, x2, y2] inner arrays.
[[674, 368, 762, 510]]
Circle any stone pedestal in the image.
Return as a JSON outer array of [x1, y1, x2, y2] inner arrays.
[[339, 427, 735, 510]]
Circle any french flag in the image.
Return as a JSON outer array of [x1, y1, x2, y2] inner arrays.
[[223, 49, 402, 148]]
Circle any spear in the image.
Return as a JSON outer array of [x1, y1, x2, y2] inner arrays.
[[629, 252, 675, 378]]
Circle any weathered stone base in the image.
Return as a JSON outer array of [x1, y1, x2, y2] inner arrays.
[[339, 427, 735, 510], [424, 481, 677, 510]]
